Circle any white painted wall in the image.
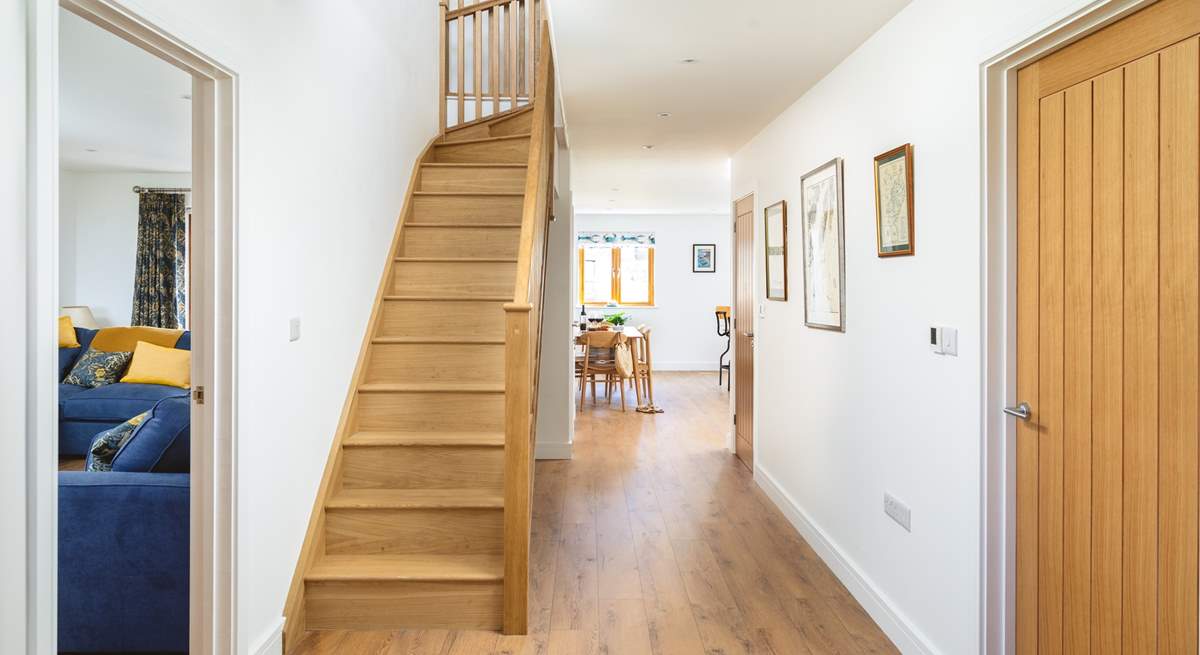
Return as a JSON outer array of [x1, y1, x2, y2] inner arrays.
[[732, 0, 1097, 653], [535, 127, 575, 460], [1, 1, 29, 652], [8, 1, 439, 653], [575, 213, 731, 372], [58, 172, 191, 327]]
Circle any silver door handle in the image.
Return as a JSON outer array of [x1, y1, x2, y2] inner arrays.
[[744, 331, 755, 338], [1003, 402, 1031, 420]]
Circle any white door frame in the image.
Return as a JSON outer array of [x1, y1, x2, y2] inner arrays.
[[25, 0, 238, 652], [978, 0, 1154, 652]]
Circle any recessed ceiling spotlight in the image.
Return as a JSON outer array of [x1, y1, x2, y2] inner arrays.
[[84, 147, 98, 152], [657, 112, 671, 118], [680, 57, 697, 64], [641, 144, 655, 150], [180, 94, 192, 100]]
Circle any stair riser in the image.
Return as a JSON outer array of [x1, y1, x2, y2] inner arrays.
[[341, 445, 504, 489], [325, 508, 502, 555], [366, 343, 504, 384], [432, 138, 528, 164], [490, 110, 533, 137], [391, 261, 516, 296], [400, 226, 520, 258], [418, 167, 526, 193], [410, 194, 523, 224], [441, 109, 532, 142], [378, 300, 506, 340], [305, 580, 502, 630]]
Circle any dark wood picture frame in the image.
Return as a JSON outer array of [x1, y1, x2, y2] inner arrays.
[[873, 143, 915, 257], [763, 200, 788, 301], [692, 243, 716, 273]]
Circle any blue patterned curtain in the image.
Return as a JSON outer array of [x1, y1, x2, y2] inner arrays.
[[131, 192, 187, 328]]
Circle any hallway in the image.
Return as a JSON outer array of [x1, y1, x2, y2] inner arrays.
[[292, 372, 896, 654]]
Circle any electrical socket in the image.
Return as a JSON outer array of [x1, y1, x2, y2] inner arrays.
[[884, 493, 911, 532]]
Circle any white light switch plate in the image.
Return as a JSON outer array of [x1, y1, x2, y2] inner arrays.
[[289, 317, 301, 342], [884, 493, 912, 532]]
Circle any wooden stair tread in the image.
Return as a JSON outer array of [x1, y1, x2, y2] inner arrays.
[[413, 191, 524, 197], [435, 133, 531, 146], [383, 294, 512, 302], [421, 163, 527, 168], [371, 336, 504, 345], [394, 257, 518, 263], [404, 222, 521, 228], [327, 488, 503, 509], [358, 382, 504, 393], [345, 431, 505, 447], [307, 553, 503, 582]]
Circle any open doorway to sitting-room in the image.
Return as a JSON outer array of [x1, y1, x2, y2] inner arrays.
[[28, 1, 237, 652]]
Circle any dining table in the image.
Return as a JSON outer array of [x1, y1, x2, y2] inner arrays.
[[574, 324, 660, 412]]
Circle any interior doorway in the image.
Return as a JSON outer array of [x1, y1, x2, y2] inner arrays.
[[733, 193, 755, 469], [1013, 0, 1199, 650], [27, 1, 238, 652]]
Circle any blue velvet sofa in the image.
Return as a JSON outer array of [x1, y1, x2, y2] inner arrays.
[[58, 395, 191, 654], [58, 327, 191, 456]]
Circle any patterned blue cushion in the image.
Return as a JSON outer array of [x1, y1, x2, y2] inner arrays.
[[86, 412, 149, 472], [62, 348, 132, 388]]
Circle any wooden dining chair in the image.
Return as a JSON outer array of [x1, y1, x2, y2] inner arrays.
[[578, 330, 627, 411], [631, 324, 653, 402]]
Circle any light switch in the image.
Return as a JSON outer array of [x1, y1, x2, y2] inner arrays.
[[940, 327, 957, 356], [929, 326, 957, 356], [289, 317, 301, 342]]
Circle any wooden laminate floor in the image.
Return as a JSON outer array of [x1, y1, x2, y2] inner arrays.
[[292, 372, 897, 655]]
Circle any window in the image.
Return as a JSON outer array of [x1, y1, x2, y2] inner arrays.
[[578, 244, 655, 306]]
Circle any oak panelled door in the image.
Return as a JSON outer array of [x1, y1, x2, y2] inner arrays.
[[734, 193, 755, 469], [1015, 0, 1200, 653]]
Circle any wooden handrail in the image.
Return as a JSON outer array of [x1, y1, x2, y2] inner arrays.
[[440, 0, 542, 132], [501, 20, 554, 636]]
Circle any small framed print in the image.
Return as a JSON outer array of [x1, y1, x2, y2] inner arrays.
[[692, 243, 716, 273], [764, 200, 788, 301], [874, 143, 915, 257]]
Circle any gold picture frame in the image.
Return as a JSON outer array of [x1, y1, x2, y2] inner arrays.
[[764, 200, 788, 301], [873, 143, 915, 257]]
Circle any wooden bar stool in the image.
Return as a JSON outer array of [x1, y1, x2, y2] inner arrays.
[[715, 306, 731, 390]]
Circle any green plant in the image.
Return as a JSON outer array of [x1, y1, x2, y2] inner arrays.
[[605, 311, 630, 326]]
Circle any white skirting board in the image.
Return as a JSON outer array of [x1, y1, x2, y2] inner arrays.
[[654, 361, 721, 372], [535, 440, 573, 460], [754, 465, 939, 655], [252, 617, 285, 655]]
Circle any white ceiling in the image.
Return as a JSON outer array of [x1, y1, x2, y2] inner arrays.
[[59, 8, 191, 173], [550, 0, 911, 214]]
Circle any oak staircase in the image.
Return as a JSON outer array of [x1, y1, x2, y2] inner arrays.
[[282, 4, 554, 649]]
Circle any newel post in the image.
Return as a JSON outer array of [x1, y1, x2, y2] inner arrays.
[[502, 302, 533, 635]]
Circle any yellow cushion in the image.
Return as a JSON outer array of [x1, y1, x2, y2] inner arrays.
[[121, 340, 191, 389], [59, 316, 80, 348], [90, 326, 183, 352]]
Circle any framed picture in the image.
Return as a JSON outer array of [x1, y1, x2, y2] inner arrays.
[[800, 158, 846, 331], [764, 201, 788, 300], [692, 243, 716, 273], [874, 143, 915, 257]]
